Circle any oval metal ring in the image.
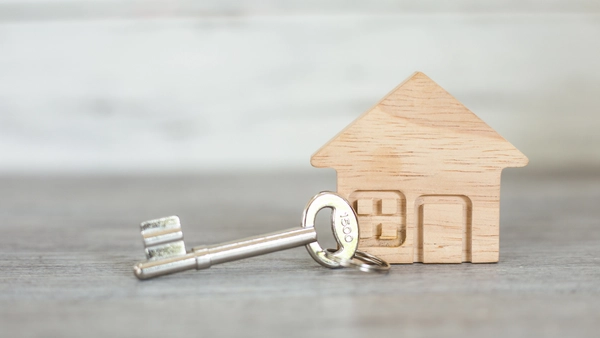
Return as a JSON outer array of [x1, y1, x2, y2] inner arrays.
[[301, 192, 359, 268], [324, 249, 391, 273]]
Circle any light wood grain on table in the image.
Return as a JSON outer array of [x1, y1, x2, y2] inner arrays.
[[0, 171, 599, 337]]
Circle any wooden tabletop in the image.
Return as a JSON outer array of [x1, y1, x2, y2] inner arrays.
[[1, 171, 599, 337]]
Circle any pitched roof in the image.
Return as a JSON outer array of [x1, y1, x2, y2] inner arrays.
[[311, 72, 528, 170]]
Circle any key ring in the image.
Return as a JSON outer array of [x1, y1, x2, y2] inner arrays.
[[324, 249, 391, 273]]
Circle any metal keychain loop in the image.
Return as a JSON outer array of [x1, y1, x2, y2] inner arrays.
[[324, 249, 391, 273]]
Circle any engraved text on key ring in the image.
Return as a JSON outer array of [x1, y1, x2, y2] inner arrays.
[[324, 249, 391, 273], [301, 192, 359, 268]]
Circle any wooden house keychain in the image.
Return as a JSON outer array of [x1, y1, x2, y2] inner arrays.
[[132, 71, 527, 279], [311, 72, 528, 264]]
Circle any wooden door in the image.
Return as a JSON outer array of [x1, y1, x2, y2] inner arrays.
[[421, 202, 465, 263]]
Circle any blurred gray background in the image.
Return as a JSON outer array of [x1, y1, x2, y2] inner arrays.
[[0, 0, 599, 173]]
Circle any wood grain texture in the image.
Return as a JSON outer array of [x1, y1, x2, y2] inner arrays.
[[311, 72, 528, 263], [0, 171, 599, 338], [422, 203, 464, 263]]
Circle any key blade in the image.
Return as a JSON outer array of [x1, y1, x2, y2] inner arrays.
[[140, 216, 186, 260]]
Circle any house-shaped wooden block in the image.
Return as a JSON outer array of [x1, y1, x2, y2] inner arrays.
[[311, 72, 528, 264]]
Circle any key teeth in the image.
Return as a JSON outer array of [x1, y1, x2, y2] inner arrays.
[[141, 215, 182, 235], [140, 215, 187, 260]]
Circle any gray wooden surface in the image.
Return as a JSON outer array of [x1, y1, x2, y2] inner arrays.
[[1, 170, 599, 337]]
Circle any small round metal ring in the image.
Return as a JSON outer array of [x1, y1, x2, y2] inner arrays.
[[324, 249, 391, 273]]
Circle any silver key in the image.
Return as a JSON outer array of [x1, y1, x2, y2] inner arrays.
[[133, 192, 359, 279]]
